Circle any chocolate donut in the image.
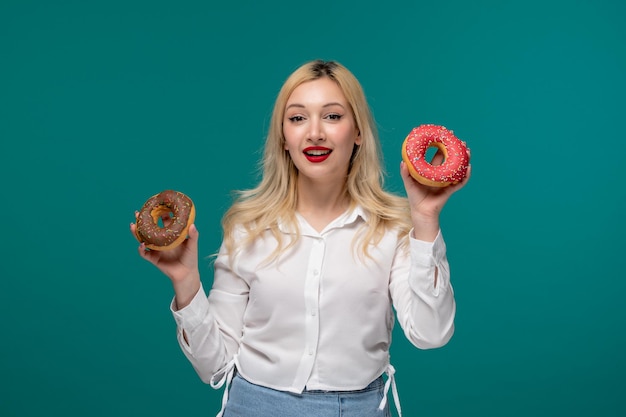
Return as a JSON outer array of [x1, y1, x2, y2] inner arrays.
[[135, 190, 195, 250]]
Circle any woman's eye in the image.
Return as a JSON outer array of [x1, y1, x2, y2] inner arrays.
[[326, 114, 342, 120], [288, 115, 304, 122]]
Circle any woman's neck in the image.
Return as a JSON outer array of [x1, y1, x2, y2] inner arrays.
[[296, 177, 350, 232]]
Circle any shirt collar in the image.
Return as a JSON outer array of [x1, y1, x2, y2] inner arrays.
[[277, 205, 368, 235]]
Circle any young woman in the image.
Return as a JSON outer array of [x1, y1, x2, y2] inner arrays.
[[131, 60, 470, 417]]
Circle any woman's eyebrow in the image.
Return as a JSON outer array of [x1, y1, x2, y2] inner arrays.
[[285, 102, 346, 110], [322, 102, 346, 109]]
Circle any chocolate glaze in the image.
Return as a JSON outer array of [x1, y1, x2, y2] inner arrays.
[[136, 190, 194, 247]]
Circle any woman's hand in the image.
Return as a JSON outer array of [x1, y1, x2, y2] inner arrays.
[[130, 212, 201, 309], [400, 149, 471, 241]]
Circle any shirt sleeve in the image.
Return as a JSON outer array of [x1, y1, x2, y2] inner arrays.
[[170, 245, 249, 383], [388, 229, 456, 349]]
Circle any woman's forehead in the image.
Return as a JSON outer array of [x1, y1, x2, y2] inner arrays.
[[286, 78, 348, 108]]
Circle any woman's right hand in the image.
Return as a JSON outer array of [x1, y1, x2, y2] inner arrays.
[[130, 212, 201, 309]]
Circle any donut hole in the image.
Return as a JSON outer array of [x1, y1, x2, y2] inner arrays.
[[426, 143, 448, 166], [157, 212, 174, 227], [150, 205, 175, 229]]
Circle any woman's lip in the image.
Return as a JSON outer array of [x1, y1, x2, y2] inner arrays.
[[303, 146, 332, 163]]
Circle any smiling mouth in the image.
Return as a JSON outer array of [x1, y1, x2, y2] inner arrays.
[[303, 147, 332, 162], [305, 149, 331, 156]]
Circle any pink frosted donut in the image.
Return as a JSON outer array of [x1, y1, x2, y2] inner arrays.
[[401, 124, 470, 187]]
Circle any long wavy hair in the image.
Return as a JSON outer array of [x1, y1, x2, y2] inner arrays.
[[221, 60, 411, 262]]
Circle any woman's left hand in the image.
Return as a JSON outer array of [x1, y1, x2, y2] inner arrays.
[[400, 150, 471, 241]]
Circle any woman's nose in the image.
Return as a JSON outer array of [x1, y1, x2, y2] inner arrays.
[[307, 118, 325, 142]]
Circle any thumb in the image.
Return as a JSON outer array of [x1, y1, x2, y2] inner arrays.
[[400, 161, 418, 189], [186, 223, 200, 249]]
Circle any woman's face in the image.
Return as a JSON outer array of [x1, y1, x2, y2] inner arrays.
[[283, 77, 361, 184]]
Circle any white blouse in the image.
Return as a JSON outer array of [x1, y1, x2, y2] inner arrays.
[[171, 206, 456, 416]]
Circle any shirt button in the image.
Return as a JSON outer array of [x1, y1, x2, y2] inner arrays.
[[308, 349, 314, 355], [311, 310, 317, 316], [313, 269, 319, 276]]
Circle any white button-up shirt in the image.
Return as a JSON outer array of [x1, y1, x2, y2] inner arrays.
[[171, 206, 455, 413]]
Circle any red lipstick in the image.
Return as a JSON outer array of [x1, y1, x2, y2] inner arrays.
[[303, 146, 332, 163]]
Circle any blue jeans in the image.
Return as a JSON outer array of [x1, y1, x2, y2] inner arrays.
[[223, 374, 391, 417]]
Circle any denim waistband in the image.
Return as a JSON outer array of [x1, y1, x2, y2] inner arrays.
[[303, 375, 385, 394], [210, 360, 401, 417]]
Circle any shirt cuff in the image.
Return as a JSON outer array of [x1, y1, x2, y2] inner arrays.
[[409, 228, 446, 265], [170, 283, 210, 330]]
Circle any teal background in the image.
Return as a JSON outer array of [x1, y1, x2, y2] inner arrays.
[[1, 0, 625, 416]]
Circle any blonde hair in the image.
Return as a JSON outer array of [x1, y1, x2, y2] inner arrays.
[[221, 60, 411, 261]]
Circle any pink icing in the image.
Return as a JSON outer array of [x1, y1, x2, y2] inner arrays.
[[404, 124, 470, 184]]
